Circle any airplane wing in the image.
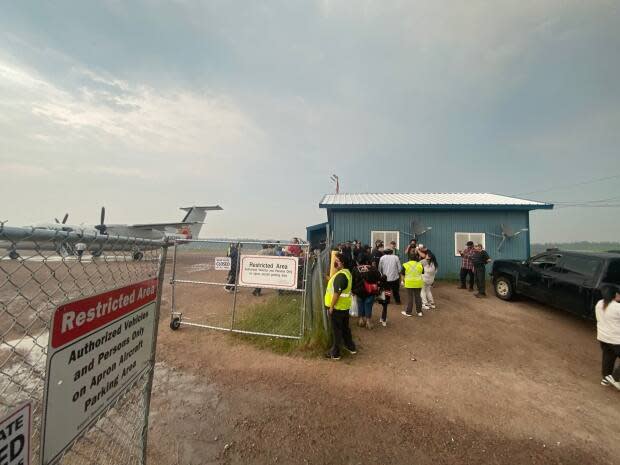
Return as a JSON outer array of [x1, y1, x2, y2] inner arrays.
[[128, 222, 200, 230]]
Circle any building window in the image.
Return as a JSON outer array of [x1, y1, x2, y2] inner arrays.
[[454, 232, 485, 256], [371, 231, 399, 250]]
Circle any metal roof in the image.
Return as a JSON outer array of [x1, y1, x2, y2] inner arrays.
[[319, 193, 553, 210], [306, 222, 328, 231]]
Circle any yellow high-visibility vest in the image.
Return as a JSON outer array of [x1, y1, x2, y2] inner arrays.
[[324, 269, 353, 310], [403, 261, 424, 288]]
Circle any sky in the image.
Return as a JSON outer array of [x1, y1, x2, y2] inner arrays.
[[0, 0, 619, 242]]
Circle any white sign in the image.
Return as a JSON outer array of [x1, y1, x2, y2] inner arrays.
[[239, 255, 299, 290], [41, 279, 158, 465], [214, 257, 231, 271], [0, 403, 30, 465]]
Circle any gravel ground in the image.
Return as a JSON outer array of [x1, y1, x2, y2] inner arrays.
[[146, 254, 619, 465]]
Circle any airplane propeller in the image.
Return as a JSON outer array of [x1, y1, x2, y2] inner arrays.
[[94, 207, 107, 235], [55, 213, 69, 224]]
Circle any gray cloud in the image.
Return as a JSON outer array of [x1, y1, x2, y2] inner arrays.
[[0, 1, 619, 240]]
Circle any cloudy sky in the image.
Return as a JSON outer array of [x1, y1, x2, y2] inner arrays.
[[1, 0, 619, 242]]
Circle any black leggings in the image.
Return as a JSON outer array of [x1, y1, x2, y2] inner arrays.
[[460, 268, 474, 289], [600, 341, 620, 380]]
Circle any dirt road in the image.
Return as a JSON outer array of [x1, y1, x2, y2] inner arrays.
[[147, 272, 619, 464]]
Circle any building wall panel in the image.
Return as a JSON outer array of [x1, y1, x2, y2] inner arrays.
[[331, 209, 530, 278]]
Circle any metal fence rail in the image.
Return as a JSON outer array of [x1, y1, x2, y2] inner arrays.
[[169, 239, 310, 340], [0, 225, 167, 465]]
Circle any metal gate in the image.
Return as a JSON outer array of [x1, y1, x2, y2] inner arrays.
[[169, 239, 309, 339], [0, 225, 168, 465]]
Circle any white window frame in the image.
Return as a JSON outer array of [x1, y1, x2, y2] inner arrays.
[[371, 231, 400, 251], [454, 232, 486, 256]]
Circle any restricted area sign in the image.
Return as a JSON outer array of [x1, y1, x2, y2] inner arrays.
[[41, 279, 158, 464], [214, 257, 231, 271], [0, 402, 30, 465], [238, 255, 299, 290]]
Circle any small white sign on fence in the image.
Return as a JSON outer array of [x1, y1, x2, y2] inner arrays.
[[41, 279, 158, 464], [0, 402, 30, 465], [214, 257, 231, 271], [239, 255, 299, 290]]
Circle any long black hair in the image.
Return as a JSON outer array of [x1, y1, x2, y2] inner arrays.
[[425, 249, 438, 269], [600, 285, 619, 310]]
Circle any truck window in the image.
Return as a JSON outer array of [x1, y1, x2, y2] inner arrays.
[[555, 255, 602, 279], [530, 254, 560, 271], [603, 260, 620, 285]]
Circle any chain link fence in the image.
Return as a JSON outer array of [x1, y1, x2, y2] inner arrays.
[[169, 239, 310, 339], [0, 225, 167, 465]]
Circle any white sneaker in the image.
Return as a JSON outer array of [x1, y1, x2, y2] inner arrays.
[[416, 311, 423, 317], [605, 375, 620, 391], [601, 378, 611, 386], [401, 311, 413, 317], [430, 304, 436, 309], [422, 305, 430, 311], [380, 319, 387, 327]]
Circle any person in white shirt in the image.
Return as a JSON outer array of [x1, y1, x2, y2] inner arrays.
[[418, 246, 438, 310], [378, 248, 402, 305], [595, 285, 620, 389]]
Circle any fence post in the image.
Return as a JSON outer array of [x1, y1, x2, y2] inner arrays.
[[141, 243, 169, 463], [316, 249, 328, 332]]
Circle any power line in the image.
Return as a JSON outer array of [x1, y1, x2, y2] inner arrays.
[[550, 195, 620, 205], [555, 204, 620, 209], [513, 173, 620, 197]]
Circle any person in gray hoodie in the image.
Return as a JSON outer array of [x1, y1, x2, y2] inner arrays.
[[418, 246, 438, 310]]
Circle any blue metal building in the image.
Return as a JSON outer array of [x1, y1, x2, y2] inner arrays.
[[312, 193, 553, 278]]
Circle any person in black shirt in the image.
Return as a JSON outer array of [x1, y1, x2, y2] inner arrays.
[[325, 253, 357, 360], [471, 244, 491, 297]]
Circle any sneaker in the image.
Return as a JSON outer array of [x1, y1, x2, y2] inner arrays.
[[416, 311, 423, 317], [366, 319, 373, 330], [401, 311, 413, 317], [380, 319, 387, 327], [601, 378, 611, 386], [430, 304, 436, 309], [344, 346, 357, 355], [422, 305, 430, 311], [605, 375, 620, 391], [325, 353, 341, 360]]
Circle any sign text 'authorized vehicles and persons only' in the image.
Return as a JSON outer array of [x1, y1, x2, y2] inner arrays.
[[238, 255, 299, 290], [41, 279, 158, 464]]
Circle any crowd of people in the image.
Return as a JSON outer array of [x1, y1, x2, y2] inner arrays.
[[325, 238, 492, 360], [326, 238, 620, 393]]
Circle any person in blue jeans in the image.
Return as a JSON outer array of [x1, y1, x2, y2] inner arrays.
[[352, 253, 381, 329]]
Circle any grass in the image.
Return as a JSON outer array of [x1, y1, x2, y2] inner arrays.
[[232, 294, 330, 356]]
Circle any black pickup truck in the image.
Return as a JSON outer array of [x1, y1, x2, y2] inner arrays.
[[491, 250, 620, 319]]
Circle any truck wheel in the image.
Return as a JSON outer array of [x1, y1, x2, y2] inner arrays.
[[170, 317, 181, 330], [494, 276, 514, 300]]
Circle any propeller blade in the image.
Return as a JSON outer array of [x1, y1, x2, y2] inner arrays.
[[55, 218, 60, 224], [62, 213, 69, 224], [100, 207, 106, 225]]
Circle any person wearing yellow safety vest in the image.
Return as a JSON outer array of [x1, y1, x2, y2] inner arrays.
[[400, 252, 425, 317], [324, 252, 357, 360]]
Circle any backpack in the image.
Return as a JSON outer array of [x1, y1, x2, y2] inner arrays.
[[363, 280, 379, 295]]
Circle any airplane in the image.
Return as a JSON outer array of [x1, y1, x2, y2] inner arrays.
[[2, 205, 222, 260]]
